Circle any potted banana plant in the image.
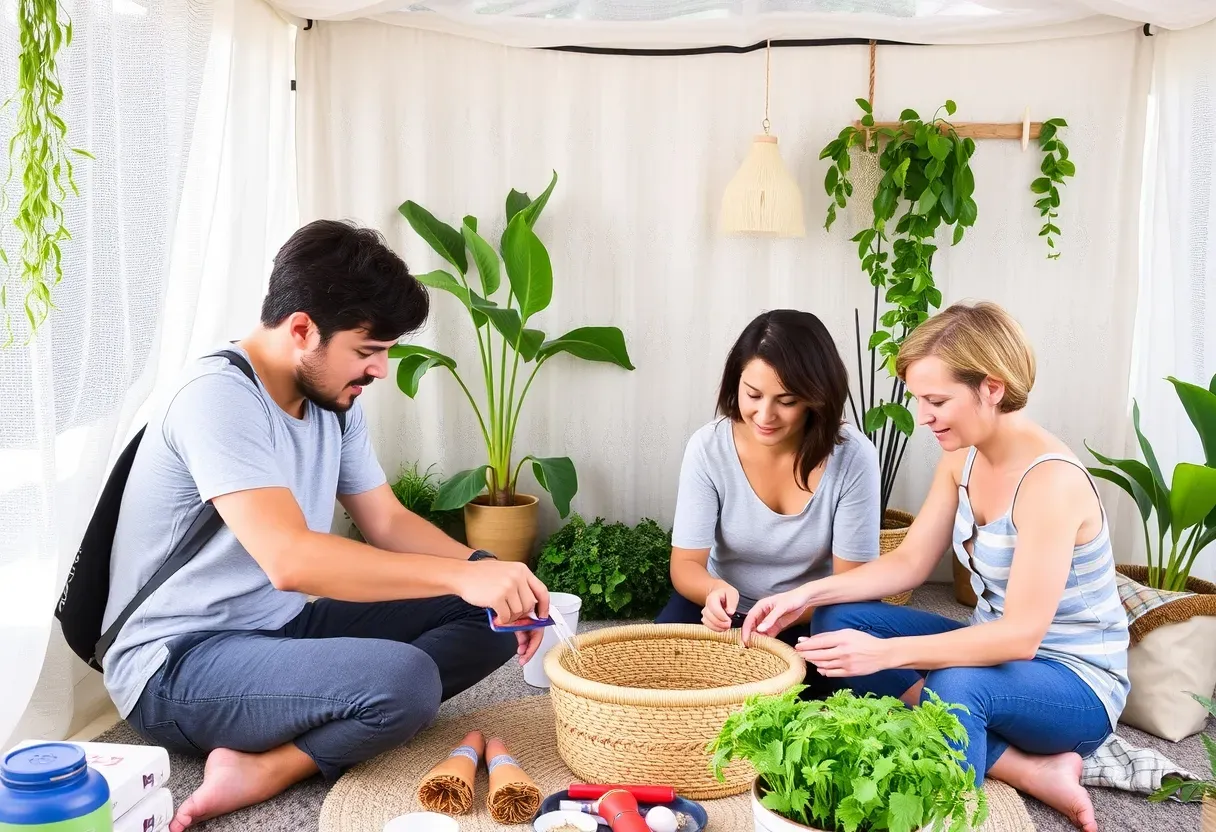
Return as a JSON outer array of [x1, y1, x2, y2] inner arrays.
[[396, 172, 635, 562]]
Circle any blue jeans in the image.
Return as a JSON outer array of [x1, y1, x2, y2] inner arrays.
[[812, 602, 1113, 784], [127, 595, 516, 780]]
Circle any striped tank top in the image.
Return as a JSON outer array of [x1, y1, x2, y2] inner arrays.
[[953, 448, 1130, 728]]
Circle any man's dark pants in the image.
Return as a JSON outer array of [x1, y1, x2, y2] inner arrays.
[[126, 596, 516, 779]]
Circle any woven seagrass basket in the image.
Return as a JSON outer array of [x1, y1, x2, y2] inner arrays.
[[542, 623, 805, 799], [880, 508, 915, 605]]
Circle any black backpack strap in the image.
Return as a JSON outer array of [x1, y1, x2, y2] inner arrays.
[[93, 348, 265, 670], [216, 347, 346, 434], [93, 502, 224, 668]]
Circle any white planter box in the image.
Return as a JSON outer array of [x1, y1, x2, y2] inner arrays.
[[750, 780, 926, 832]]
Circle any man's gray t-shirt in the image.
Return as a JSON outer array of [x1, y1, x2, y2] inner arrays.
[[672, 419, 880, 613], [101, 345, 388, 718]]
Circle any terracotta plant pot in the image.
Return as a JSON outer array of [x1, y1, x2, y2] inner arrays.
[[750, 780, 924, 832], [464, 494, 539, 563], [879, 509, 915, 606]]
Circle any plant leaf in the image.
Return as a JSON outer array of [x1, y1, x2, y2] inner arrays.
[[414, 269, 489, 326], [469, 296, 544, 360], [1168, 463, 1216, 545], [520, 170, 558, 228], [1030, 177, 1052, 195], [864, 405, 886, 434], [888, 790, 923, 832], [399, 200, 468, 274], [1133, 400, 1173, 533], [462, 222, 501, 296], [945, 99, 957, 116], [532, 456, 578, 517], [883, 402, 915, 436], [856, 97, 873, 114], [953, 224, 965, 245], [1088, 467, 1153, 525], [537, 326, 634, 370], [1085, 442, 1157, 523], [500, 214, 553, 321], [390, 344, 456, 397], [505, 189, 531, 224], [1168, 376, 1216, 467], [868, 330, 891, 349], [432, 465, 491, 511]]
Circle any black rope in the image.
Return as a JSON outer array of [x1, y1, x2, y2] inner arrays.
[[544, 37, 917, 57]]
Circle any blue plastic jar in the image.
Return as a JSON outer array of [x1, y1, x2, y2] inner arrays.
[[0, 743, 111, 831]]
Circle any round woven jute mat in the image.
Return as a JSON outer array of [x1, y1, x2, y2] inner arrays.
[[319, 694, 1035, 832]]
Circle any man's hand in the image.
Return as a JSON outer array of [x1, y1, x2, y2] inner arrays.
[[459, 559, 551, 630], [795, 628, 892, 677], [701, 582, 739, 632], [514, 629, 545, 665], [742, 585, 813, 645]]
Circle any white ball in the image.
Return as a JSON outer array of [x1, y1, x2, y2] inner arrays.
[[645, 805, 679, 832]]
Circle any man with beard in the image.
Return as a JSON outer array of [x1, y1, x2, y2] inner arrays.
[[100, 220, 549, 830]]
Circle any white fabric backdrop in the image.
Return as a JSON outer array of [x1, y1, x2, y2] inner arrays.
[[298, 22, 1151, 575], [1126, 18, 1216, 582], [269, 0, 1216, 48], [0, 0, 298, 750]]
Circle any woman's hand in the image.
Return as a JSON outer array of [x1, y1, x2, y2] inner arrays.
[[742, 585, 814, 645], [796, 628, 893, 677], [701, 582, 740, 632]]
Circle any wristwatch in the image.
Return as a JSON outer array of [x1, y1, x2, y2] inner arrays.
[[468, 549, 498, 562]]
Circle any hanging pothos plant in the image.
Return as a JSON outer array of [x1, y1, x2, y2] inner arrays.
[[1, 0, 90, 345], [1031, 117, 1074, 258], [821, 98, 1076, 516], [820, 98, 975, 516]]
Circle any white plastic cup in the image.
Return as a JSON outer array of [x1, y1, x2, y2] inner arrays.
[[384, 812, 459, 832], [522, 592, 582, 688]]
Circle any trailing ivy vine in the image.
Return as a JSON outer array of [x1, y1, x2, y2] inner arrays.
[[1031, 117, 1074, 258], [1, 0, 90, 344], [820, 98, 977, 516]]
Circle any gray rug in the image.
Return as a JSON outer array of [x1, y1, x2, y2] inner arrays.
[[95, 585, 1210, 831]]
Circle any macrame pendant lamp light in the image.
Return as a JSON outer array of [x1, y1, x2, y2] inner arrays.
[[720, 40, 805, 238]]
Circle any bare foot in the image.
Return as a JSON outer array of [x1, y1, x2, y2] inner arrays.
[[991, 749, 1096, 832], [169, 745, 317, 832]]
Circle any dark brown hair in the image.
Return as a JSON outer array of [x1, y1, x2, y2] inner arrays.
[[717, 309, 849, 490]]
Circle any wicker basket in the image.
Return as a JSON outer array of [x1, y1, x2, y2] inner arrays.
[[880, 509, 915, 605], [542, 623, 806, 799]]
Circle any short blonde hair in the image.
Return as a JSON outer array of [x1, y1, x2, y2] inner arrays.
[[895, 301, 1036, 412]]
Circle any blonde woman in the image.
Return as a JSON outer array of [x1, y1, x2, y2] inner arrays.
[[742, 302, 1128, 832]]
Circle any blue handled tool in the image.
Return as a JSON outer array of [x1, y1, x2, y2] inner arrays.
[[485, 609, 554, 633]]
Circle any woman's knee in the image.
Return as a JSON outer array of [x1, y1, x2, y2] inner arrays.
[[921, 667, 984, 714], [811, 601, 887, 635]]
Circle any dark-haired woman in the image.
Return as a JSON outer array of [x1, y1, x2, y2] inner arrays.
[[655, 309, 880, 694]]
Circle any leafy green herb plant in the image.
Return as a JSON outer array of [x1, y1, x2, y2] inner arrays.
[[1030, 118, 1075, 259], [820, 99, 976, 516], [534, 513, 672, 619], [1086, 373, 1216, 591], [1150, 693, 1216, 803], [2, 0, 93, 344], [710, 687, 987, 832], [396, 172, 635, 517]]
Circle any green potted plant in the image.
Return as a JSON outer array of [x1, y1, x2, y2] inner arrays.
[[819, 99, 976, 604], [1150, 692, 1216, 831], [535, 514, 673, 619], [710, 687, 987, 832], [1085, 372, 1216, 741], [396, 172, 635, 562]]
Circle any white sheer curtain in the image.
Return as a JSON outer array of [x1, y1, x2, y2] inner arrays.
[[297, 22, 1150, 575], [268, 0, 1216, 48], [1126, 18, 1216, 582], [0, 0, 298, 750]]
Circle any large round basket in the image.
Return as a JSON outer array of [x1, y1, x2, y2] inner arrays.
[[880, 509, 915, 605], [542, 623, 805, 799]]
